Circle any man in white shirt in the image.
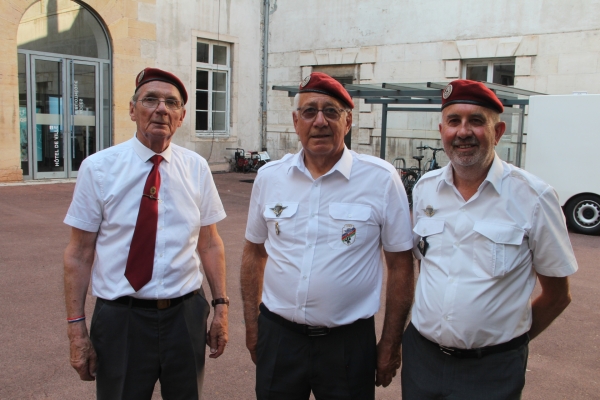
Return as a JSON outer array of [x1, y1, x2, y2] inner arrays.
[[403, 79, 578, 399], [241, 72, 415, 399], [63, 68, 229, 399]]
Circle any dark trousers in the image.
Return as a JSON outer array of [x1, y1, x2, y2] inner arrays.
[[90, 290, 210, 400], [401, 322, 529, 400], [255, 310, 376, 400]]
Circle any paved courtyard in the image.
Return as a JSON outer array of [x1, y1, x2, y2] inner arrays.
[[0, 172, 598, 399]]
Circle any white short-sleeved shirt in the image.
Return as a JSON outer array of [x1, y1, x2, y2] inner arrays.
[[245, 147, 413, 327], [64, 136, 226, 300], [411, 154, 578, 349]]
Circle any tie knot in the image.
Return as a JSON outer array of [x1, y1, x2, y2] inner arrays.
[[150, 154, 163, 166]]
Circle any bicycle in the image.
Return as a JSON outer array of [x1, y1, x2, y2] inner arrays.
[[397, 145, 445, 207]]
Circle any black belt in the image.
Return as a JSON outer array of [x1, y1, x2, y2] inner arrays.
[[414, 324, 529, 359], [259, 303, 372, 337], [102, 289, 199, 310]]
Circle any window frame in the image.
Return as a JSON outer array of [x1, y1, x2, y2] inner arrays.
[[195, 39, 231, 137], [461, 58, 515, 86]]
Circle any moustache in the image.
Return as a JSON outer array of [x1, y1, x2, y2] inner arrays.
[[451, 138, 479, 146]]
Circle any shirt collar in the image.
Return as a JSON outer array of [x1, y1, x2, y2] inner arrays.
[[132, 133, 172, 163], [437, 152, 504, 194], [289, 146, 353, 180]]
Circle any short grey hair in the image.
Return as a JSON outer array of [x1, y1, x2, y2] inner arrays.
[[293, 93, 300, 110]]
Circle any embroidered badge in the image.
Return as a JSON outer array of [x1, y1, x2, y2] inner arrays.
[[423, 205, 436, 217], [418, 236, 429, 256], [442, 84, 453, 99], [137, 69, 145, 84], [270, 203, 287, 217], [300, 75, 311, 88], [341, 224, 356, 245]]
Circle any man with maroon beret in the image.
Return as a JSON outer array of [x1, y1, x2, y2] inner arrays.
[[402, 79, 577, 398], [241, 71, 415, 399], [63, 67, 229, 399]]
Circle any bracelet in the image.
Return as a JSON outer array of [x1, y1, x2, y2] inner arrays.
[[67, 315, 86, 323], [211, 297, 230, 307]]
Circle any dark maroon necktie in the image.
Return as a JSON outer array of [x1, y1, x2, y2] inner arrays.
[[125, 154, 163, 291]]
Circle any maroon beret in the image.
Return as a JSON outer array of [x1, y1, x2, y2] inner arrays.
[[135, 67, 188, 104], [441, 79, 503, 114], [299, 72, 354, 109]]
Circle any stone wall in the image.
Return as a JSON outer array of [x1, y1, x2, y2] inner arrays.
[[0, 0, 262, 181], [265, 0, 600, 165]]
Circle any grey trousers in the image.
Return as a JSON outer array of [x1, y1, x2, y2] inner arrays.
[[401, 322, 529, 400], [90, 290, 210, 400]]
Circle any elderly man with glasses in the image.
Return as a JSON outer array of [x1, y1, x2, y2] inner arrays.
[[63, 68, 229, 399], [241, 72, 415, 399]]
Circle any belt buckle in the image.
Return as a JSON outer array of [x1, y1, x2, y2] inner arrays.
[[439, 345, 455, 356], [306, 326, 329, 337], [157, 299, 171, 309]]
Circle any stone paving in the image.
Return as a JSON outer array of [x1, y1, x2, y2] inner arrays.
[[0, 172, 598, 399]]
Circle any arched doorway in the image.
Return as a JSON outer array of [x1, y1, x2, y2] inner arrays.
[[17, 0, 111, 179]]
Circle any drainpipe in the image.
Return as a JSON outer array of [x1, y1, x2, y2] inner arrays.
[[261, 0, 270, 151]]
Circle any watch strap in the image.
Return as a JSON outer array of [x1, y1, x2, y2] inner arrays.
[[211, 297, 230, 307]]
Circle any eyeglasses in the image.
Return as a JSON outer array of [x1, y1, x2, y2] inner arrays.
[[297, 106, 349, 121], [139, 97, 184, 110]]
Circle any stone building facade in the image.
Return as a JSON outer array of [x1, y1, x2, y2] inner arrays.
[[0, 0, 262, 182], [2, 0, 600, 181], [264, 0, 600, 167]]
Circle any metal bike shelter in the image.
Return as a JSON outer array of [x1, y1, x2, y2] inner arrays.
[[273, 82, 545, 168]]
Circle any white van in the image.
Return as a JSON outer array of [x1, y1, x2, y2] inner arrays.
[[526, 94, 600, 235]]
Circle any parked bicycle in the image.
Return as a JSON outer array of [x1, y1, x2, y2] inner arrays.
[[226, 148, 271, 173], [395, 145, 444, 207]]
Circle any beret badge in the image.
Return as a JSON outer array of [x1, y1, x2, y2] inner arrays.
[[300, 75, 311, 88], [442, 84, 453, 99], [137, 70, 145, 85]]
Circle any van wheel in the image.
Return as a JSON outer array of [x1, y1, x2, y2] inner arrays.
[[564, 194, 600, 235]]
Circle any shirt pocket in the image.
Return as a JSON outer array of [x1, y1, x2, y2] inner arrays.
[[472, 221, 526, 278], [328, 203, 373, 249], [413, 218, 445, 261], [263, 202, 299, 250]]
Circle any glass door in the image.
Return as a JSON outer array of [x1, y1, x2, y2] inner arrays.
[[32, 57, 66, 179], [70, 61, 98, 175], [29, 56, 100, 178]]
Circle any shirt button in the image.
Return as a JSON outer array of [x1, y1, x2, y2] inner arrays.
[[453, 242, 459, 247], [303, 275, 307, 280], [159, 226, 163, 231], [449, 278, 454, 283], [159, 253, 163, 257], [311, 214, 315, 218], [308, 244, 313, 248], [445, 316, 449, 320]]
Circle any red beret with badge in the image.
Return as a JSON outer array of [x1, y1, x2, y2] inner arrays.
[[299, 72, 354, 109], [441, 79, 503, 114], [135, 67, 188, 105]]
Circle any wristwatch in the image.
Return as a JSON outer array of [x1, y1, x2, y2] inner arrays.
[[211, 297, 230, 307]]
